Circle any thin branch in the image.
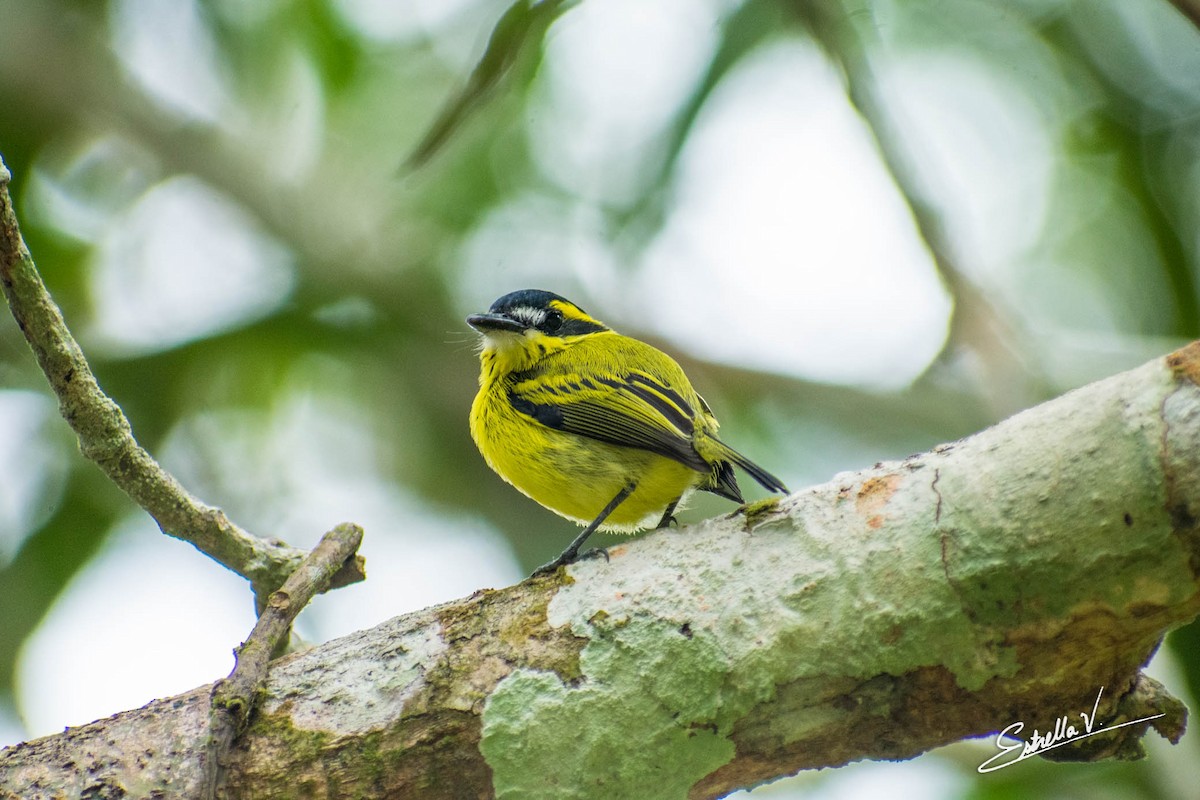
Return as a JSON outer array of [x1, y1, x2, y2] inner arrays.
[[203, 523, 364, 799], [0, 155, 365, 600]]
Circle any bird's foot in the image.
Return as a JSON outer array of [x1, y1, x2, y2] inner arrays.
[[579, 547, 610, 564], [529, 546, 609, 578]]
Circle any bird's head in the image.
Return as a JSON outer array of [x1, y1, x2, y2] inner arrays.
[[468, 289, 609, 373]]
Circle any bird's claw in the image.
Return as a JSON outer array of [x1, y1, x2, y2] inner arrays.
[[579, 547, 610, 564]]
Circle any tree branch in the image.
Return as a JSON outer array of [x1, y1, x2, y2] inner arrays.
[[0, 155, 366, 600], [203, 523, 364, 799], [3, 343, 1198, 798]]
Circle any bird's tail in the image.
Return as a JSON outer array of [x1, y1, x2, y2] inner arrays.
[[701, 438, 789, 502]]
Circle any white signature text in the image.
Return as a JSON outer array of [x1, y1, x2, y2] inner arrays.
[[977, 686, 1164, 773]]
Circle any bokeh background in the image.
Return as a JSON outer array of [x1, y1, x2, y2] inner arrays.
[[2, 0, 1199, 796]]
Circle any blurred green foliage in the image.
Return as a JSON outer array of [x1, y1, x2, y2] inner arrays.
[[1, 0, 1199, 795]]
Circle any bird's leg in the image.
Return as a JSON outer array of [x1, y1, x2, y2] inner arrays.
[[655, 497, 681, 529], [532, 482, 636, 576]]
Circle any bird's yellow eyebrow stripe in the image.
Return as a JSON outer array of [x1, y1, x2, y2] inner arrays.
[[549, 299, 597, 323]]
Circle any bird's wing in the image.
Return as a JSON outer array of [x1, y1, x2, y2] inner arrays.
[[508, 366, 710, 473]]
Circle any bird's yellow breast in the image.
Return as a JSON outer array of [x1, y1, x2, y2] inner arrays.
[[470, 363, 700, 532]]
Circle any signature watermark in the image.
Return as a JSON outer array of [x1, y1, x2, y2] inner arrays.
[[977, 686, 1165, 773]]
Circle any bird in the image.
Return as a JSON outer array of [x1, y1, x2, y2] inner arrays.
[[467, 289, 788, 573]]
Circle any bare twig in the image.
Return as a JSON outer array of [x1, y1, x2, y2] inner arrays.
[[0, 155, 366, 600], [202, 522, 365, 800]]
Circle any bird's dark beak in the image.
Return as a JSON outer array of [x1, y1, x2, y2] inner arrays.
[[467, 312, 527, 334]]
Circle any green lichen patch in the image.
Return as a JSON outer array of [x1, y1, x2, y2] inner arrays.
[[481, 662, 734, 799], [737, 496, 786, 529], [577, 616, 739, 730]]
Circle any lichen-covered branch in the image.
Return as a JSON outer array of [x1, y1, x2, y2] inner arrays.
[[203, 523, 364, 799], [0, 155, 365, 600], [2, 343, 1199, 799]]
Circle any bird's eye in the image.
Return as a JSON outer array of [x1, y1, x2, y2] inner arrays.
[[542, 310, 564, 333]]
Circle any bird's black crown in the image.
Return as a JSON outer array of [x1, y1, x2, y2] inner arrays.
[[483, 289, 606, 337]]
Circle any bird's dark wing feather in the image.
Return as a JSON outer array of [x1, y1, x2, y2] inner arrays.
[[508, 368, 709, 473]]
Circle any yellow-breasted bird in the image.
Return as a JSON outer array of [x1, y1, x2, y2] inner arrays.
[[468, 289, 788, 573]]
